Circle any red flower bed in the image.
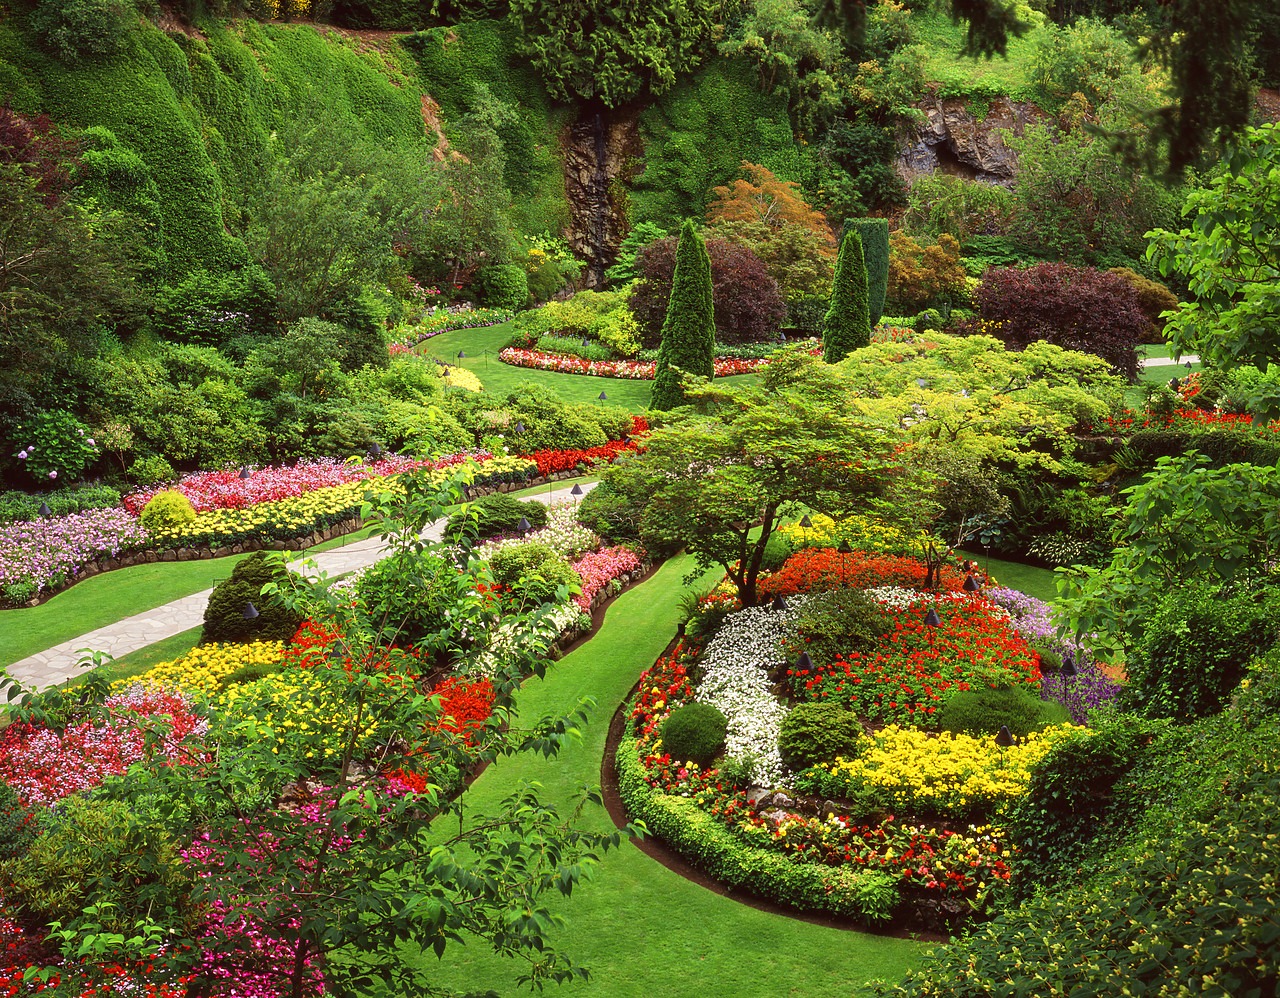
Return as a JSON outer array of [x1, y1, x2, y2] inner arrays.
[[783, 595, 1040, 726], [758, 548, 966, 600]]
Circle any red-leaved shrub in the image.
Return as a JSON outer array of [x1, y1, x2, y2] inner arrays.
[[629, 236, 787, 347], [966, 263, 1145, 381]]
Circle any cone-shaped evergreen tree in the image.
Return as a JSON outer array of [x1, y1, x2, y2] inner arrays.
[[650, 219, 715, 410], [842, 217, 889, 328], [822, 229, 871, 363]]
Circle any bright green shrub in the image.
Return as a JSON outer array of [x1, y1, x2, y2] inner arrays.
[[31, 0, 136, 63], [0, 781, 36, 863], [1003, 714, 1167, 887], [322, 288, 392, 372], [487, 540, 581, 607], [1124, 584, 1280, 720], [823, 230, 871, 362], [446, 493, 548, 542], [790, 589, 891, 671], [778, 702, 864, 772], [938, 686, 1070, 739], [650, 219, 715, 411], [474, 264, 529, 310], [0, 485, 122, 524], [760, 531, 794, 573], [660, 702, 728, 767], [139, 490, 196, 532], [200, 551, 303, 644], [534, 335, 616, 362], [844, 217, 889, 329], [0, 796, 197, 937]]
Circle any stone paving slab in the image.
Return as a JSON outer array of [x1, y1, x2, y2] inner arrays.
[[1143, 354, 1200, 367], [5, 482, 597, 693]]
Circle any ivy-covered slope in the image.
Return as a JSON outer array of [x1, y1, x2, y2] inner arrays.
[[0, 17, 430, 278]]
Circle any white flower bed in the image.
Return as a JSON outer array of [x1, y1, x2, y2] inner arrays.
[[478, 501, 600, 561], [467, 601, 588, 677], [695, 597, 810, 788]]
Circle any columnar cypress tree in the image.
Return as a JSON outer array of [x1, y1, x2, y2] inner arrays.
[[650, 219, 715, 410], [842, 217, 889, 328], [822, 229, 871, 364]]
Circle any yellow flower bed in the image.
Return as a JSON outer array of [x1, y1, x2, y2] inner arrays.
[[777, 513, 934, 556], [440, 367, 483, 392], [116, 641, 289, 698], [823, 723, 1085, 820], [209, 670, 385, 763]]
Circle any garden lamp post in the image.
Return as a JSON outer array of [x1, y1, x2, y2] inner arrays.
[[963, 574, 980, 593], [515, 421, 525, 434], [39, 502, 52, 518], [517, 517, 531, 535], [367, 442, 381, 462], [838, 539, 853, 588], [796, 651, 813, 672], [995, 724, 1015, 768], [243, 602, 260, 619], [458, 350, 466, 359], [770, 596, 789, 612], [239, 467, 252, 480], [799, 514, 813, 530], [570, 484, 584, 501], [923, 608, 942, 628], [598, 391, 608, 401]]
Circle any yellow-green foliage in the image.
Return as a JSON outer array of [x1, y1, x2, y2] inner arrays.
[[823, 723, 1084, 820], [835, 333, 1127, 473], [140, 490, 197, 532]]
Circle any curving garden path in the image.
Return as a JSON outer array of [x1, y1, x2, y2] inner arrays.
[[6, 482, 598, 693]]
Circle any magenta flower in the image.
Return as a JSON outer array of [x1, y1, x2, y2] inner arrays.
[[16, 450, 26, 459], [48, 470, 57, 479]]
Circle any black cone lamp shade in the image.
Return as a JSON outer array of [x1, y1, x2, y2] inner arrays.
[[923, 608, 942, 628], [239, 467, 252, 480], [598, 391, 608, 401], [796, 651, 813, 671], [963, 574, 980, 593], [243, 602, 260, 619], [39, 502, 52, 518], [457, 350, 466, 358], [837, 540, 853, 554], [770, 595, 789, 611], [799, 515, 813, 529], [570, 484, 584, 496], [368, 443, 381, 460], [1061, 654, 1077, 678], [517, 517, 531, 533], [515, 421, 525, 433], [995, 725, 1015, 748]]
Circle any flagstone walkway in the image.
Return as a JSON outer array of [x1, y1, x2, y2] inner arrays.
[[7, 482, 597, 693]]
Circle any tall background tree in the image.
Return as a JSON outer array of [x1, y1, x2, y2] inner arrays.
[[650, 219, 715, 411], [822, 229, 871, 363]]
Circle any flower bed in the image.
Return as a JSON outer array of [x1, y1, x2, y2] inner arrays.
[[387, 306, 516, 353], [618, 553, 1090, 931], [0, 508, 147, 597], [570, 545, 643, 610], [498, 347, 784, 379], [759, 548, 966, 600]]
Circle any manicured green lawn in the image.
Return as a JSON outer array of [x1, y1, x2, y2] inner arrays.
[[0, 476, 596, 669], [384, 555, 925, 997], [417, 318, 757, 407], [960, 550, 1061, 603]]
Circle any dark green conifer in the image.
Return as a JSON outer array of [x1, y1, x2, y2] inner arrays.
[[842, 217, 889, 328], [650, 219, 715, 410], [822, 229, 871, 364]]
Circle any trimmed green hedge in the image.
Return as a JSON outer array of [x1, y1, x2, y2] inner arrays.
[[616, 734, 892, 921]]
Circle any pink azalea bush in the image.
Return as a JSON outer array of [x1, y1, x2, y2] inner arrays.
[[570, 545, 643, 610]]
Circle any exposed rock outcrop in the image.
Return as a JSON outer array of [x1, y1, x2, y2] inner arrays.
[[562, 109, 642, 288], [895, 94, 1051, 186]]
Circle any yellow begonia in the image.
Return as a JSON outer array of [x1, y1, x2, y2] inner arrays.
[[825, 723, 1086, 819], [115, 641, 289, 698], [776, 513, 936, 556], [441, 367, 484, 392]]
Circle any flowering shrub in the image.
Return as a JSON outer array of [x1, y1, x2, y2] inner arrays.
[[0, 508, 147, 596], [11, 410, 99, 483], [0, 686, 208, 808], [759, 548, 965, 600], [804, 723, 1083, 821], [526, 437, 638, 476], [439, 365, 483, 392], [783, 591, 1041, 728], [569, 545, 642, 609], [479, 502, 600, 562]]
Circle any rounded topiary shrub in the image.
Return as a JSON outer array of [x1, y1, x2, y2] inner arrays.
[[660, 702, 728, 767], [778, 702, 864, 772], [201, 551, 303, 645], [938, 686, 1070, 740], [139, 490, 196, 532], [475, 264, 529, 310], [446, 494, 548, 542], [488, 541, 582, 607]]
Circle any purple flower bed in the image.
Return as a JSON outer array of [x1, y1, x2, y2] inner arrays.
[[0, 507, 148, 597], [986, 586, 1122, 724]]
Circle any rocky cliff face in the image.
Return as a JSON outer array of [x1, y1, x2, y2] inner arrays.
[[562, 110, 642, 288], [895, 95, 1050, 186]]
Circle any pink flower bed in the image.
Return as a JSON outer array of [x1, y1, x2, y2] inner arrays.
[[0, 686, 208, 808], [122, 453, 476, 516], [499, 348, 779, 380], [570, 545, 643, 610]]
